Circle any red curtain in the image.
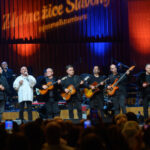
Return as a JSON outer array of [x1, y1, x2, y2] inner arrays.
[[0, 0, 149, 77], [128, 0, 150, 69]]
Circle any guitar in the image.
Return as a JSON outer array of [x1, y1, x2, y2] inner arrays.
[[61, 76, 89, 101], [84, 77, 109, 98], [36, 76, 67, 95], [106, 66, 135, 96]]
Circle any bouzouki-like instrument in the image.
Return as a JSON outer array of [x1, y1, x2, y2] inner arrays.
[[106, 66, 135, 96], [84, 77, 109, 98], [61, 76, 89, 101], [36, 77, 67, 95]]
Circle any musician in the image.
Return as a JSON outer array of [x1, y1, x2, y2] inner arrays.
[[13, 66, 36, 121], [0, 66, 10, 122], [61, 65, 83, 119], [1, 61, 15, 96], [1, 61, 14, 84], [107, 64, 130, 115], [85, 66, 106, 118], [137, 64, 150, 119], [37, 68, 61, 119]]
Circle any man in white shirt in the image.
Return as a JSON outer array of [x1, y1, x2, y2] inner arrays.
[[13, 66, 36, 121]]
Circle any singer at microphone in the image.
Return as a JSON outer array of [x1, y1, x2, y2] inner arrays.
[[24, 71, 28, 76], [13, 66, 36, 122]]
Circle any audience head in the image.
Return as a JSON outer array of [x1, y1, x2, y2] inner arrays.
[[45, 122, 61, 145]]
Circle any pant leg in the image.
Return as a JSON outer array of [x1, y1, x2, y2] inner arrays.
[[89, 97, 96, 109], [38, 105, 47, 119], [148, 97, 150, 118], [19, 101, 25, 120], [74, 101, 82, 119], [119, 94, 126, 114], [90, 94, 104, 118], [67, 100, 74, 119], [143, 96, 149, 119], [52, 101, 60, 117], [45, 100, 53, 119], [111, 95, 120, 115], [97, 94, 104, 118], [26, 101, 33, 121], [0, 100, 5, 122]]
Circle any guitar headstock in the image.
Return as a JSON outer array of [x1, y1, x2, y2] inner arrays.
[[84, 76, 90, 81], [128, 66, 135, 71], [61, 76, 68, 80]]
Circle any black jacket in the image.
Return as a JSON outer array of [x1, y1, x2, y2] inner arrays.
[[36, 77, 61, 102], [107, 73, 128, 95], [137, 72, 150, 96], [84, 75, 107, 95], [61, 75, 82, 101], [0, 75, 10, 100], [61, 75, 82, 91]]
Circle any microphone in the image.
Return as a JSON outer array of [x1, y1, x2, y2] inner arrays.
[[24, 72, 28, 76], [24, 72, 29, 82]]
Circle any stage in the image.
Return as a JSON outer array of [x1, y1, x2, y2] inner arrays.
[[0, 0, 150, 123], [2, 107, 150, 121]]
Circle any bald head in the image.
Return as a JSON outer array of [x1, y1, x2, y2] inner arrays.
[[145, 64, 150, 74], [110, 64, 117, 74], [1, 61, 8, 69], [46, 68, 54, 77]]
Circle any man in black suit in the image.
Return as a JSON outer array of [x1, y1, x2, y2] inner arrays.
[[107, 64, 130, 115], [137, 64, 150, 119], [61, 65, 83, 119], [37, 68, 61, 119], [0, 66, 10, 122], [1, 61, 14, 87], [85, 66, 106, 118]]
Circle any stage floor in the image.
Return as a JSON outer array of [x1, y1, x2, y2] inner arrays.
[[2, 107, 150, 121]]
